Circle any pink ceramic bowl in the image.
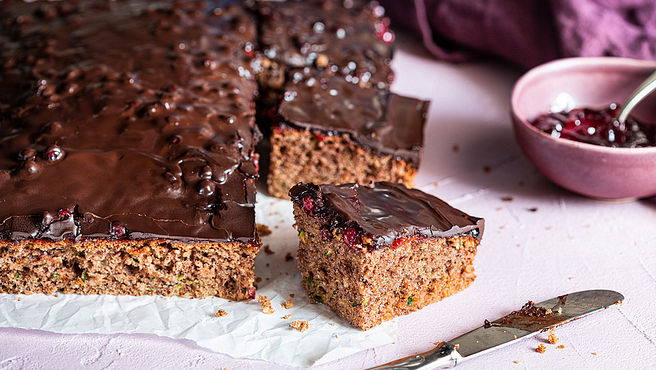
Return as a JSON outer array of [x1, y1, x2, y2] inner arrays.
[[511, 57, 656, 199]]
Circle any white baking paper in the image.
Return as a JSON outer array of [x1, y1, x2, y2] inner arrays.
[[0, 194, 397, 367]]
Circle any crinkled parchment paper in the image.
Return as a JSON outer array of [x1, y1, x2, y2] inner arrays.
[[0, 194, 396, 367]]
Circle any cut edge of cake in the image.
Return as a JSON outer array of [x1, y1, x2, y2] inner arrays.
[[289, 182, 484, 330]]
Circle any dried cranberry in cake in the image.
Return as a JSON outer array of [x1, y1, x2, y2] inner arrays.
[[289, 182, 484, 330], [342, 227, 361, 249], [531, 103, 656, 148]]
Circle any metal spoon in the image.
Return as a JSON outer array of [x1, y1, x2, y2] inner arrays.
[[616, 70, 656, 124]]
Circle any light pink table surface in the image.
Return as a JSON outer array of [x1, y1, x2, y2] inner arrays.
[[2, 36, 656, 369]]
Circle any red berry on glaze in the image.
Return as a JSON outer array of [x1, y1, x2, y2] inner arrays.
[[375, 20, 394, 44], [168, 135, 181, 145], [111, 221, 126, 238], [44, 145, 64, 161], [302, 195, 314, 213], [248, 286, 257, 299]]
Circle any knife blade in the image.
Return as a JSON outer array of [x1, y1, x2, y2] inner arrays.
[[371, 289, 624, 369]]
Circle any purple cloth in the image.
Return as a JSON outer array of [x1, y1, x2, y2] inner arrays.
[[379, 0, 656, 68]]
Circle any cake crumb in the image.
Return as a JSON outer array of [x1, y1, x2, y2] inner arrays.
[[452, 144, 459, 152], [454, 344, 460, 349], [281, 299, 294, 309], [483, 165, 491, 173], [568, 276, 575, 280], [257, 295, 275, 314], [536, 344, 547, 353], [329, 322, 335, 326], [290, 320, 309, 332], [263, 245, 274, 255], [557, 345, 565, 349], [283, 314, 291, 319], [285, 253, 294, 262], [527, 207, 538, 212], [256, 224, 272, 236], [548, 329, 559, 344], [592, 352, 597, 356], [215, 309, 228, 317], [501, 196, 514, 202], [514, 360, 520, 364], [255, 277, 262, 283], [290, 293, 295, 298]]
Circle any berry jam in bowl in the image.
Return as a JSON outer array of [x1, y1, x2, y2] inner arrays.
[[511, 57, 656, 200]]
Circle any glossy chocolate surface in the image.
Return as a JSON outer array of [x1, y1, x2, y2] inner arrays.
[[256, 0, 394, 89], [0, 0, 260, 242], [278, 74, 429, 165], [290, 182, 484, 249]]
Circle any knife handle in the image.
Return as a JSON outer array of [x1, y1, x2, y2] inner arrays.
[[370, 343, 463, 369]]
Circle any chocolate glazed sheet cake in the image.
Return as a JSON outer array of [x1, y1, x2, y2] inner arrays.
[[0, 0, 444, 334], [0, 0, 262, 300]]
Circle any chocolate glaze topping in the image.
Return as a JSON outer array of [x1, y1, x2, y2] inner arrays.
[[487, 301, 566, 332], [256, 0, 394, 89], [278, 74, 429, 165], [0, 0, 261, 243], [290, 182, 484, 249]]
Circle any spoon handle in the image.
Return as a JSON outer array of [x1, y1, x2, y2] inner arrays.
[[616, 70, 656, 124]]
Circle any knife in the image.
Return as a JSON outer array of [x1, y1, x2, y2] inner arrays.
[[371, 289, 624, 369]]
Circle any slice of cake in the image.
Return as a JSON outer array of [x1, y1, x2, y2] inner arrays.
[[268, 75, 429, 198], [0, 1, 261, 300], [289, 182, 484, 330]]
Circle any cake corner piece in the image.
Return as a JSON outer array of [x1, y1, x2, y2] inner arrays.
[[267, 76, 429, 199], [289, 182, 484, 330]]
